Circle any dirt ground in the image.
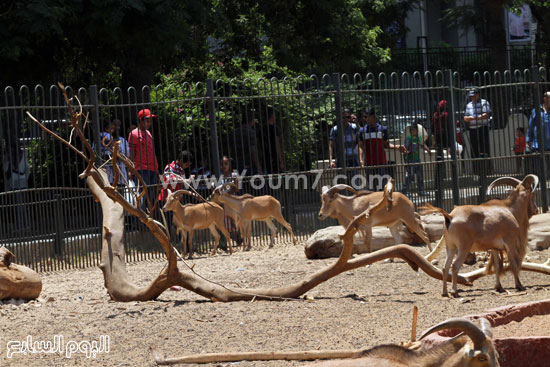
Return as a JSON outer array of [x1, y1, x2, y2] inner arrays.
[[1, 240, 550, 367]]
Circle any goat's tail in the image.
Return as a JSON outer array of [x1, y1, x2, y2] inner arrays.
[[419, 203, 453, 229]]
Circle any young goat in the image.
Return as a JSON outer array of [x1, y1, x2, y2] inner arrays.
[[318, 183, 431, 253], [162, 189, 232, 259], [421, 174, 538, 297], [209, 184, 297, 250]]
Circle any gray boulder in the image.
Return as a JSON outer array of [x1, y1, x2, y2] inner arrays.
[[304, 225, 416, 259], [528, 213, 550, 250]]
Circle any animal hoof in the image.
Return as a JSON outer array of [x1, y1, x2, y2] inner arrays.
[[495, 286, 506, 293]]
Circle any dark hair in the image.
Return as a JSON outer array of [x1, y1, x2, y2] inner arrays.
[[517, 127, 525, 135], [181, 150, 193, 163], [103, 119, 114, 131], [410, 124, 418, 131], [364, 107, 375, 116]]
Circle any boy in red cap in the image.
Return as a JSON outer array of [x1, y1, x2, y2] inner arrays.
[[128, 109, 159, 208]]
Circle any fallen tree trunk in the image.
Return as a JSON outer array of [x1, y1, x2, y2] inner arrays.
[[0, 247, 42, 300], [151, 347, 360, 365]]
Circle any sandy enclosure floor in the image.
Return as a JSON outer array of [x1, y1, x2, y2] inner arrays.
[[1, 240, 550, 367]]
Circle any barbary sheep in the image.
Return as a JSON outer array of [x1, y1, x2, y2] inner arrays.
[[304, 318, 498, 367], [162, 189, 232, 259], [209, 183, 297, 250], [318, 183, 430, 253], [421, 174, 538, 297]]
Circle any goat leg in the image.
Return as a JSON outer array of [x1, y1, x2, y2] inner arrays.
[[488, 250, 505, 293], [264, 219, 277, 248], [187, 230, 194, 259]]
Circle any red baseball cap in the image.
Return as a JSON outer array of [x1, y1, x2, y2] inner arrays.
[[138, 109, 157, 120]]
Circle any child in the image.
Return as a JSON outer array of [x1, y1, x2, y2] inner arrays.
[[514, 127, 526, 172], [402, 124, 432, 196]]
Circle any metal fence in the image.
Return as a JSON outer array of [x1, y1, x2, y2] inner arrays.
[[389, 46, 544, 77], [1, 66, 550, 272]]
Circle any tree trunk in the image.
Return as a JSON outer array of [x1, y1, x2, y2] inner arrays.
[[0, 247, 42, 300]]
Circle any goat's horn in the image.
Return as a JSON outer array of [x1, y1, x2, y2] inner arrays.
[[212, 184, 225, 192], [326, 184, 357, 197], [521, 174, 539, 191], [479, 317, 493, 339], [487, 176, 521, 195], [321, 185, 330, 195], [420, 318, 488, 351], [172, 189, 196, 198], [224, 182, 238, 191], [384, 178, 394, 200]]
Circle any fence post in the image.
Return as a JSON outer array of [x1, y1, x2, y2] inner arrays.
[[89, 85, 102, 159], [332, 73, 346, 169], [446, 70, 460, 207], [441, 69, 460, 205], [206, 79, 221, 178], [531, 67, 548, 212], [54, 194, 65, 257]]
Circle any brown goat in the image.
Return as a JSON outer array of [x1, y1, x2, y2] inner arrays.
[[162, 189, 232, 259], [304, 318, 498, 367], [421, 174, 538, 297], [318, 183, 430, 253], [210, 184, 297, 250]]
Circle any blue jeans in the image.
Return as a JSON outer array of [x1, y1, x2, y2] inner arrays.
[[403, 163, 424, 192], [137, 170, 158, 209]]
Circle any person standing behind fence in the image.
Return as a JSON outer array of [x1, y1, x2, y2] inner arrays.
[[259, 107, 285, 174], [111, 119, 130, 185], [358, 108, 406, 190], [513, 127, 526, 172], [526, 91, 550, 176], [432, 100, 451, 155], [231, 109, 263, 176], [128, 109, 159, 207], [329, 108, 359, 169], [464, 87, 492, 174], [100, 120, 115, 181], [158, 150, 192, 202], [402, 124, 431, 196]]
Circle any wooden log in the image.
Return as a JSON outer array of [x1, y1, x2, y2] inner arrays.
[[0, 247, 42, 300], [150, 347, 360, 365]]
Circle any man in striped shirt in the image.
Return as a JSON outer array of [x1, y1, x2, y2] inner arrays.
[[358, 108, 406, 190]]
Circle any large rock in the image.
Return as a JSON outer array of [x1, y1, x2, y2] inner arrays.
[[528, 213, 550, 250], [420, 214, 445, 242], [304, 225, 417, 259]]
